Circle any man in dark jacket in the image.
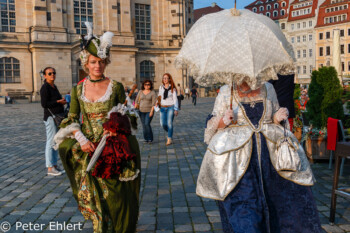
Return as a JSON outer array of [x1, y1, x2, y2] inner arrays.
[[269, 73, 296, 131], [40, 67, 66, 176]]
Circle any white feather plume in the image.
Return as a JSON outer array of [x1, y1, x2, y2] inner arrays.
[[84, 21, 94, 40], [99, 31, 114, 50]]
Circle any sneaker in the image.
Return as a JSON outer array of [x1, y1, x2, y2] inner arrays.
[[48, 167, 62, 176], [55, 166, 65, 174]]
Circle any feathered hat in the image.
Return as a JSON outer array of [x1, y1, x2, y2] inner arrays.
[[80, 22, 114, 59]]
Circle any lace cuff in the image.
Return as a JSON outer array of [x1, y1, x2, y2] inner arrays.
[[204, 115, 222, 144], [53, 123, 81, 150]]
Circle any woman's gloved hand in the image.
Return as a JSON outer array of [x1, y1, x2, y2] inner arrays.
[[222, 109, 234, 125], [273, 107, 289, 124]]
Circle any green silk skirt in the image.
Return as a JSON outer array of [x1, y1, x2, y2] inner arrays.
[[59, 135, 140, 233]]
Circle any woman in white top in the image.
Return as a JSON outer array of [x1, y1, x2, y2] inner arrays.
[[157, 73, 179, 145]]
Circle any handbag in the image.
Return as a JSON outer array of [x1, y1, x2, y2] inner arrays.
[[275, 121, 301, 172], [47, 108, 67, 127]]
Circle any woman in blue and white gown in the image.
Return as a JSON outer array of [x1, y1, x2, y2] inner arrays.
[[197, 81, 322, 233]]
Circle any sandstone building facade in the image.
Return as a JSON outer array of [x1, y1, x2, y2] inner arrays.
[[0, 0, 193, 100], [315, 0, 350, 78]]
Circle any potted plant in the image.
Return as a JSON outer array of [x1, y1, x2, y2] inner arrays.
[[293, 84, 303, 142], [304, 66, 344, 160]]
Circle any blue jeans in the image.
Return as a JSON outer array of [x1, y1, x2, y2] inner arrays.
[[44, 117, 58, 167], [160, 106, 175, 139], [139, 111, 153, 141], [192, 96, 197, 105]]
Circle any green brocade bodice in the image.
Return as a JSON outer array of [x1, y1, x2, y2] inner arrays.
[[60, 79, 126, 143]]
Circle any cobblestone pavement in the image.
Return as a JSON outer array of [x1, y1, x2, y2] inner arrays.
[[0, 98, 349, 233]]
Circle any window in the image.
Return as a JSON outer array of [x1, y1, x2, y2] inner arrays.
[[303, 66, 306, 74], [274, 3, 279, 9], [342, 62, 345, 72], [309, 34, 312, 41], [303, 35, 306, 42], [273, 11, 278, 17], [282, 1, 286, 7], [319, 47, 324, 56], [297, 36, 300, 43], [348, 28, 350, 36], [309, 49, 312, 57], [0, 0, 16, 32], [259, 6, 264, 11], [326, 31, 330, 39], [297, 50, 301, 58], [327, 60, 330, 66], [310, 65, 313, 74], [341, 44, 344, 54], [297, 23, 300, 29], [348, 61, 350, 71], [309, 20, 312, 27], [297, 66, 301, 74], [291, 24, 294, 30], [73, 0, 93, 34], [291, 37, 295, 43], [281, 23, 285, 29], [319, 33, 323, 40], [281, 9, 285, 16], [303, 22, 306, 28], [0, 57, 20, 83], [320, 64, 323, 68], [140, 60, 155, 82], [253, 7, 257, 12], [266, 12, 271, 17], [326, 46, 331, 56], [303, 49, 306, 58], [348, 43, 350, 53], [267, 4, 271, 10], [135, 4, 151, 40], [340, 29, 344, 37]]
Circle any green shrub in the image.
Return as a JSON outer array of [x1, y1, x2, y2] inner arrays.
[[306, 66, 344, 129]]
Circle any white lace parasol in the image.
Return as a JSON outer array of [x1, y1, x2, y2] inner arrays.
[[175, 9, 295, 90]]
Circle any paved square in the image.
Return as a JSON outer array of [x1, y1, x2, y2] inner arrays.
[[0, 98, 349, 232]]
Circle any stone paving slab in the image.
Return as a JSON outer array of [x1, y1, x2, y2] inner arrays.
[[0, 99, 349, 233]]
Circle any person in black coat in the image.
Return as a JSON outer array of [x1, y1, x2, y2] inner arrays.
[[40, 67, 66, 176], [269, 73, 296, 131]]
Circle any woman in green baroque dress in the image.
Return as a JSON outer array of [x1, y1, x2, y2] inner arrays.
[[53, 25, 140, 232]]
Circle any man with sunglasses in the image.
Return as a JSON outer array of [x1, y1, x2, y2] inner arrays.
[[40, 67, 66, 176]]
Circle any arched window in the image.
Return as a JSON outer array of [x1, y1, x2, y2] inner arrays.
[[267, 4, 271, 10], [259, 6, 264, 11], [282, 1, 286, 7], [274, 3, 279, 9], [281, 9, 285, 16], [253, 7, 257, 12], [0, 0, 16, 32], [0, 57, 20, 83], [73, 0, 93, 34], [140, 60, 155, 83], [266, 12, 271, 17], [273, 11, 278, 17], [281, 23, 285, 29]]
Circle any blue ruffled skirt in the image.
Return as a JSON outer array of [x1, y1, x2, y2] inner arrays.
[[217, 134, 322, 233]]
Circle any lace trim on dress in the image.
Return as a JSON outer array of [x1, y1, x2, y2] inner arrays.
[[204, 116, 223, 144], [81, 78, 113, 103], [119, 169, 140, 182]]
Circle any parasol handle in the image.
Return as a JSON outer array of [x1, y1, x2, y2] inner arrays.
[[235, 0, 237, 9]]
